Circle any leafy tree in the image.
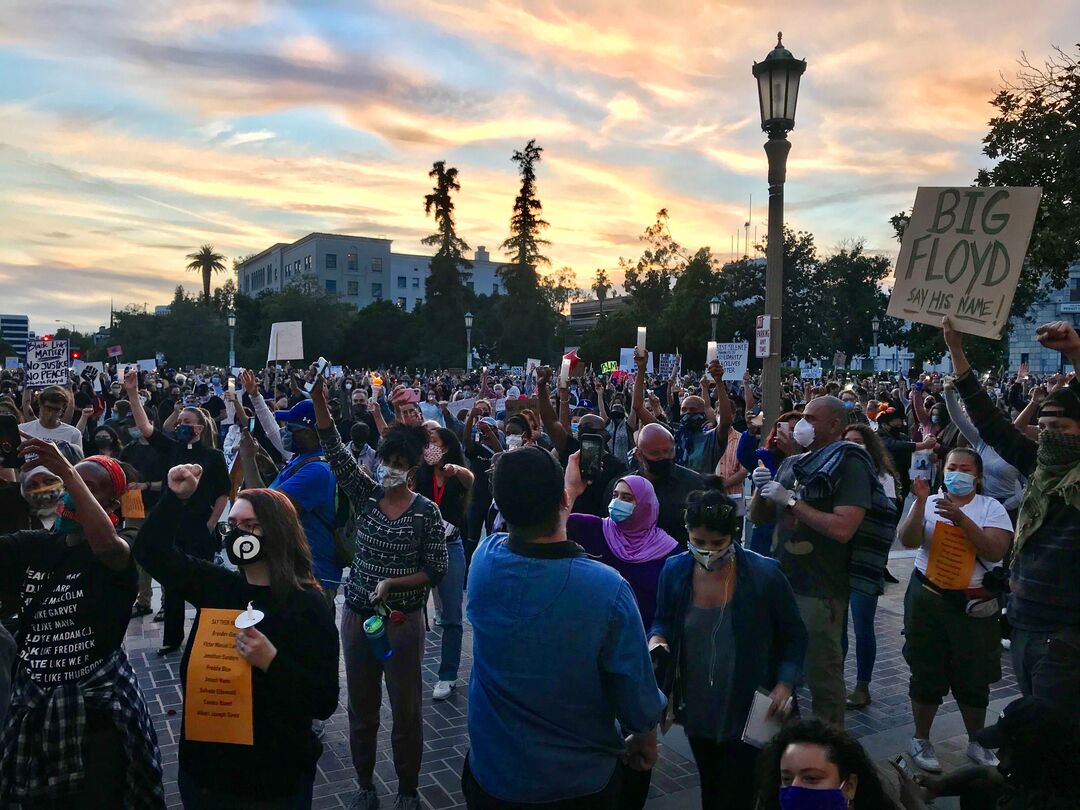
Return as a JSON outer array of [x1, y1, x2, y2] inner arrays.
[[817, 241, 894, 357], [337, 301, 417, 369], [621, 209, 685, 336], [540, 267, 585, 314], [417, 161, 473, 367], [185, 245, 227, 307], [211, 278, 237, 316], [658, 248, 722, 368], [592, 269, 612, 316]]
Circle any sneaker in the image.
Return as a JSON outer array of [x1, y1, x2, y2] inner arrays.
[[131, 604, 153, 618], [1001, 638, 1012, 651], [348, 787, 379, 810], [909, 737, 941, 773], [432, 680, 456, 700], [967, 741, 1000, 767], [434, 608, 443, 626], [311, 719, 325, 738], [845, 683, 871, 709], [394, 796, 420, 810], [152, 609, 165, 623]]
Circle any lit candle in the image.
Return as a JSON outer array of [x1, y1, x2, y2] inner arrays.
[[636, 326, 647, 352], [706, 341, 718, 365], [559, 358, 571, 386]]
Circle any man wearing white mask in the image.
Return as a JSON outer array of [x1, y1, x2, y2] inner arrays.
[[749, 396, 883, 728]]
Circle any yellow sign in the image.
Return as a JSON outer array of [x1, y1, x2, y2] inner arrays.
[[184, 608, 254, 746], [925, 522, 976, 591]]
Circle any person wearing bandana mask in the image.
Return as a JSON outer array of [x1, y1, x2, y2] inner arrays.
[[135, 473, 338, 808], [650, 484, 806, 810], [945, 316, 1080, 718], [19, 466, 65, 531], [310, 377, 446, 810], [0, 439, 165, 809]]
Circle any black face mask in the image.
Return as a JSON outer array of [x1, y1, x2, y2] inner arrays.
[[610, 408, 626, 421], [642, 456, 673, 480], [223, 526, 266, 566]]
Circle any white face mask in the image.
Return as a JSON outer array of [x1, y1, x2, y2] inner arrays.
[[505, 434, 524, 450], [793, 418, 815, 449]]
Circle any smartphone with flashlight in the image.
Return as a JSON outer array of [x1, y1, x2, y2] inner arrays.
[[305, 357, 330, 393], [579, 433, 603, 482]]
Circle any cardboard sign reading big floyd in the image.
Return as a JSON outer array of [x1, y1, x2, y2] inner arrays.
[[887, 187, 1041, 338]]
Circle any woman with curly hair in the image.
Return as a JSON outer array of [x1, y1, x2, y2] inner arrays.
[[756, 718, 898, 810]]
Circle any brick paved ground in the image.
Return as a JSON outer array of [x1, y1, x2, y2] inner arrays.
[[125, 553, 1019, 809]]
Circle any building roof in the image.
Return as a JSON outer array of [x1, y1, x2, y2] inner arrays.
[[237, 232, 395, 268]]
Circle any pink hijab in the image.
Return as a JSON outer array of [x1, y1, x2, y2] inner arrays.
[[602, 475, 679, 563]]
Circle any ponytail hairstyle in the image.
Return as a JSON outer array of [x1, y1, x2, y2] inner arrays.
[[684, 477, 739, 535]]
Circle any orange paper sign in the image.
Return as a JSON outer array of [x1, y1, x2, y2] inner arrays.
[[925, 522, 976, 591], [119, 489, 145, 520], [184, 608, 254, 746]]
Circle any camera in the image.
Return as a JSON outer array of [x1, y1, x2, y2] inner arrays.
[[981, 565, 1010, 595]]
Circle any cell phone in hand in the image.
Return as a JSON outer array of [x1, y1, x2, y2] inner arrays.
[[305, 357, 330, 393], [0, 413, 22, 469], [579, 433, 603, 482]]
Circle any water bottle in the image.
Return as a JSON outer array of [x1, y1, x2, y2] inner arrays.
[[363, 615, 392, 661]]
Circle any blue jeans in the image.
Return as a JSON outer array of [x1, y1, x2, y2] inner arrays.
[[437, 539, 466, 682], [841, 590, 878, 684]]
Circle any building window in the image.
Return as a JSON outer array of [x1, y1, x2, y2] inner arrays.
[[1020, 352, 1029, 366], [347, 280, 359, 296], [412, 277, 420, 289], [492, 282, 499, 295], [397, 276, 407, 289], [325, 279, 337, 293], [397, 297, 407, 309], [326, 253, 337, 270], [372, 258, 383, 272], [347, 252, 357, 272], [304, 255, 312, 270], [467, 281, 475, 292], [415, 296, 423, 306], [372, 282, 382, 300]]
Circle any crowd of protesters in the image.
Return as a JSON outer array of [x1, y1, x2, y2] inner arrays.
[[0, 315, 1076, 809]]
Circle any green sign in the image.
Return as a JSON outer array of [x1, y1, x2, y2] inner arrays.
[[600, 360, 618, 374]]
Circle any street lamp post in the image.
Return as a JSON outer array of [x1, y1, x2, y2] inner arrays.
[[227, 310, 236, 369], [464, 311, 474, 372], [871, 316, 880, 372], [709, 296, 721, 343], [753, 32, 806, 436], [54, 319, 75, 334]]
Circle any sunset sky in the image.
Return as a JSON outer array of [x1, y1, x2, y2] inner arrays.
[[1, 0, 1075, 335]]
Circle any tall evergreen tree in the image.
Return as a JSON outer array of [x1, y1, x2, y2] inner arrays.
[[417, 161, 472, 366]]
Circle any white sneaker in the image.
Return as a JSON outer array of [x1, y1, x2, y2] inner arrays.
[[1001, 638, 1012, 651], [967, 741, 1000, 767], [909, 737, 942, 773], [432, 680, 456, 700]]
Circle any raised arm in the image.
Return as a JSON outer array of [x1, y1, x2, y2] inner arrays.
[[632, 350, 656, 426], [1013, 387, 1043, 440], [594, 377, 609, 422], [241, 370, 287, 458], [709, 361, 733, 430], [942, 384, 980, 447], [311, 377, 377, 507], [535, 367, 569, 452], [743, 371, 756, 412], [124, 368, 155, 438]]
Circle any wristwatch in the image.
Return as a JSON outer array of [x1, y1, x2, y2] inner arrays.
[[786, 494, 798, 510]]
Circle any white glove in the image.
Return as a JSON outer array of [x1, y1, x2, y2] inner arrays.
[[751, 464, 773, 489], [760, 480, 794, 506]]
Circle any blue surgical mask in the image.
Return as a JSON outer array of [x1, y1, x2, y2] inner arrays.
[[779, 785, 848, 810], [943, 471, 976, 496], [174, 424, 195, 444], [571, 423, 579, 436], [608, 499, 635, 523], [931, 414, 940, 425], [842, 400, 855, 410]]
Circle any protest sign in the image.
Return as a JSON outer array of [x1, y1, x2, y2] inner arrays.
[[5, 357, 19, 369], [619, 347, 653, 373], [801, 365, 823, 381], [600, 360, 618, 374], [526, 358, 541, 378], [184, 608, 254, 746], [266, 321, 304, 363], [25, 339, 69, 388], [925, 522, 977, 590], [106, 345, 123, 358], [887, 187, 1042, 338], [137, 359, 157, 373], [658, 354, 680, 378], [716, 342, 749, 379], [832, 351, 847, 369]]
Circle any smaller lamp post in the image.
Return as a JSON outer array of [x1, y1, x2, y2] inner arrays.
[[227, 310, 236, 369], [709, 296, 721, 343], [871, 316, 880, 372], [464, 311, 474, 372]]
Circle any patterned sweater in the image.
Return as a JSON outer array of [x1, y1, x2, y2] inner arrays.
[[956, 370, 1080, 632], [317, 426, 447, 614]]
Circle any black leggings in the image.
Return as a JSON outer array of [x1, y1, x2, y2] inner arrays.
[[688, 737, 760, 810]]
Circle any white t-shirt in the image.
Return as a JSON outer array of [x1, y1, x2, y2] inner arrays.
[[915, 493, 1013, 588], [21, 419, 84, 449]]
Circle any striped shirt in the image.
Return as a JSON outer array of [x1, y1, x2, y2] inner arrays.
[[317, 426, 447, 613]]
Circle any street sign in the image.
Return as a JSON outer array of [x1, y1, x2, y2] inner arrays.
[[755, 316, 771, 359], [1058, 302, 1080, 314]]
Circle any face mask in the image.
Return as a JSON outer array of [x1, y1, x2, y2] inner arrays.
[[345, 382, 353, 390], [793, 418, 816, 448], [376, 464, 409, 489], [26, 482, 64, 516], [423, 444, 445, 465], [570, 423, 579, 436], [174, 424, 195, 444], [842, 400, 855, 411], [506, 434, 524, 450], [223, 526, 266, 566], [688, 541, 735, 572], [642, 456, 673, 480], [128, 427, 143, 440], [608, 499, 635, 523], [1037, 428, 1080, 467], [681, 412, 706, 432], [778, 785, 849, 810], [610, 408, 626, 421], [94, 434, 112, 449], [54, 491, 83, 535], [943, 470, 976, 496], [212, 377, 220, 385], [931, 414, 940, 426]]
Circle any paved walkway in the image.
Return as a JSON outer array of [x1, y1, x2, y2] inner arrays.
[[126, 552, 1019, 809]]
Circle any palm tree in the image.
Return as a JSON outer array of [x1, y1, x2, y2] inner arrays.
[[185, 245, 227, 307], [592, 268, 611, 317]]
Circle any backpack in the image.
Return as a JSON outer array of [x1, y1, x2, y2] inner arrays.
[[277, 454, 355, 568]]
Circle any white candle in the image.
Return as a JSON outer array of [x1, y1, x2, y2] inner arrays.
[[636, 327, 647, 352], [706, 341, 718, 365], [559, 358, 571, 386]]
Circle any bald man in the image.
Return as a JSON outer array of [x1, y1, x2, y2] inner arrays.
[[749, 396, 878, 728], [603, 423, 705, 547]]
